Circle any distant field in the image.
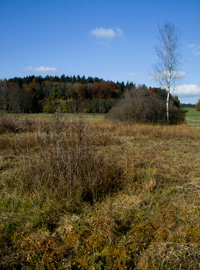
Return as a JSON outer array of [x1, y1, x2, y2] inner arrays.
[[4, 112, 104, 119], [185, 107, 200, 125], [3, 108, 200, 125]]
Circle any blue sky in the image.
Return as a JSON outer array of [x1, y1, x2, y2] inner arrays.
[[0, 0, 200, 104]]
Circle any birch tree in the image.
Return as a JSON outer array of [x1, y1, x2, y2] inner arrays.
[[153, 22, 181, 123]]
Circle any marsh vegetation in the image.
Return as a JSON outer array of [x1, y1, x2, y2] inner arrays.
[[0, 113, 200, 269]]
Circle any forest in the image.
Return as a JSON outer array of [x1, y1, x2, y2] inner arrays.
[[0, 74, 181, 115]]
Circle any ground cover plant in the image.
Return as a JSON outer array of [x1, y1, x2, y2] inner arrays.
[[185, 107, 200, 125], [0, 114, 200, 269]]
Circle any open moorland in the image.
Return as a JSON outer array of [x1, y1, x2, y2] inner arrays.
[[0, 113, 200, 269]]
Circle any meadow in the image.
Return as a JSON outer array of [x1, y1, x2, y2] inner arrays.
[[185, 107, 200, 125], [0, 112, 200, 269]]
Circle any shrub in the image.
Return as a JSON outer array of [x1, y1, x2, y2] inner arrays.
[[0, 115, 18, 133], [18, 119, 124, 205], [106, 90, 185, 124], [0, 115, 36, 134]]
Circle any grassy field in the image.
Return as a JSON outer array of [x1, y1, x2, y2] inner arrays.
[[185, 107, 200, 125], [5, 107, 200, 125], [0, 114, 200, 269], [3, 112, 105, 120]]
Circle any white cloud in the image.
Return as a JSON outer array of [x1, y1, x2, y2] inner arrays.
[[187, 44, 195, 48], [174, 71, 186, 78], [116, 27, 123, 37], [96, 40, 111, 46], [128, 72, 138, 78], [194, 50, 200, 56], [90, 27, 123, 39], [173, 84, 200, 96], [26, 65, 57, 73], [188, 44, 200, 56], [151, 70, 185, 81]]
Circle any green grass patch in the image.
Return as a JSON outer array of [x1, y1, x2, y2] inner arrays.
[[185, 107, 200, 118], [184, 107, 200, 125]]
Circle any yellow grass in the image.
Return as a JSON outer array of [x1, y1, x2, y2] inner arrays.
[[0, 114, 200, 269]]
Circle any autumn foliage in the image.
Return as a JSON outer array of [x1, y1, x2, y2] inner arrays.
[[0, 75, 185, 124], [195, 99, 200, 112], [0, 75, 122, 113]]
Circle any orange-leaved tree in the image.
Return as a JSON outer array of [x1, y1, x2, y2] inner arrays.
[[195, 99, 200, 112]]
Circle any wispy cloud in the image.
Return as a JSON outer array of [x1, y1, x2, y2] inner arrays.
[[90, 27, 123, 39], [128, 72, 138, 79], [26, 65, 57, 73], [115, 27, 123, 37], [187, 44, 196, 48], [187, 44, 200, 56], [194, 50, 200, 56], [151, 70, 185, 81], [173, 84, 200, 96], [171, 71, 186, 79], [128, 72, 137, 76]]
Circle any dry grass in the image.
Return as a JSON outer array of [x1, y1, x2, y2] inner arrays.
[[0, 114, 200, 269]]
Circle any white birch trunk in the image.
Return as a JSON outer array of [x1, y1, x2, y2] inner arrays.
[[167, 69, 171, 124], [166, 91, 170, 123]]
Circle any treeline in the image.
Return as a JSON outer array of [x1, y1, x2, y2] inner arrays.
[[180, 103, 195, 108], [0, 75, 135, 113], [0, 74, 181, 114]]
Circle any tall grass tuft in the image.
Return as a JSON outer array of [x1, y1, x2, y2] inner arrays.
[[18, 119, 124, 204]]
